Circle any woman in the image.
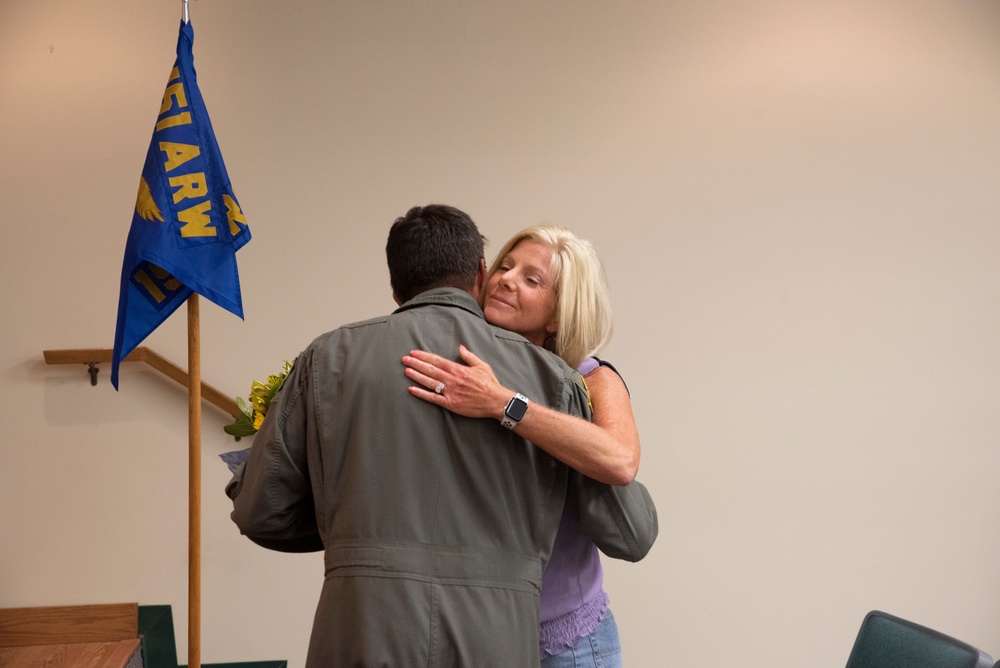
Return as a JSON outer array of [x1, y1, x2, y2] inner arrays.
[[402, 224, 642, 667]]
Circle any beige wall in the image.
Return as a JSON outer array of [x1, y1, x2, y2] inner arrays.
[[3, 1, 999, 665]]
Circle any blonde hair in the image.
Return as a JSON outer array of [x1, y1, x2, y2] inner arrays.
[[483, 224, 614, 369]]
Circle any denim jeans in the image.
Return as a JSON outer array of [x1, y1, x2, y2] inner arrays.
[[540, 609, 622, 668]]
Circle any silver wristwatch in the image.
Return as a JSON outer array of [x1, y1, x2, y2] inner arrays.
[[501, 393, 529, 430]]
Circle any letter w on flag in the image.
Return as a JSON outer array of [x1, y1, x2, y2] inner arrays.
[[112, 20, 250, 388]]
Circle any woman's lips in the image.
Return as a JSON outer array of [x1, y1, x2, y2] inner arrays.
[[488, 294, 514, 309]]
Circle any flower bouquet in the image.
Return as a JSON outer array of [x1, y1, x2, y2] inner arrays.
[[220, 361, 293, 473]]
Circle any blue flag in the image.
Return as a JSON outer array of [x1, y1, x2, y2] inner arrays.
[[112, 21, 250, 388]]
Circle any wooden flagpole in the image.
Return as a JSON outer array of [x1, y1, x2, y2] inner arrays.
[[187, 293, 202, 668], [184, 5, 198, 668]]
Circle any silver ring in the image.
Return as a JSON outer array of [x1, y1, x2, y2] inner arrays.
[[434, 382, 445, 395]]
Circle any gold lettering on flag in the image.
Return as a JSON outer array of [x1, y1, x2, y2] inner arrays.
[[178, 201, 215, 238], [223, 194, 247, 236], [160, 142, 201, 171], [169, 172, 208, 203]]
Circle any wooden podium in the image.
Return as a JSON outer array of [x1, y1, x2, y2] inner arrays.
[[0, 603, 141, 668]]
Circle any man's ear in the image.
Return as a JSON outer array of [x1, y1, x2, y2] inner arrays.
[[471, 257, 487, 297]]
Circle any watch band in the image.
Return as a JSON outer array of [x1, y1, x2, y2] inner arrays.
[[501, 393, 529, 430]]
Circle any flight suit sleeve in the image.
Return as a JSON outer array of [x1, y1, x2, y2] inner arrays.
[[564, 372, 659, 562], [571, 472, 658, 562], [226, 350, 323, 553]]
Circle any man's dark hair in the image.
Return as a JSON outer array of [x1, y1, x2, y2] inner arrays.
[[386, 204, 486, 303]]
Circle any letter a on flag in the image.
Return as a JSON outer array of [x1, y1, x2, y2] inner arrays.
[[112, 20, 251, 388]]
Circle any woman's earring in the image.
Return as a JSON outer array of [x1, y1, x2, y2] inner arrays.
[[543, 334, 558, 353]]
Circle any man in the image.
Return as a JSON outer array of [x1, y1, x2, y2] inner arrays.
[[227, 204, 655, 666]]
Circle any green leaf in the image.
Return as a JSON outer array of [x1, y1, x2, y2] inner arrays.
[[236, 396, 253, 418], [224, 421, 257, 438]]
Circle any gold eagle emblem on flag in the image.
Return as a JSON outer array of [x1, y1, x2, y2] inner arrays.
[[135, 176, 164, 222]]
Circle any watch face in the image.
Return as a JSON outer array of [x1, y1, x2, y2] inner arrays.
[[506, 396, 528, 421]]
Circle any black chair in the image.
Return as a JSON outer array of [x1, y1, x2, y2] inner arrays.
[[846, 610, 993, 668]]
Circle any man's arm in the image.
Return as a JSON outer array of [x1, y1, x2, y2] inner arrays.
[[226, 351, 323, 553], [562, 375, 658, 561], [570, 473, 658, 562]]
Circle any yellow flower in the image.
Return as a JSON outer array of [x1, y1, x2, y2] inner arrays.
[[224, 360, 294, 439]]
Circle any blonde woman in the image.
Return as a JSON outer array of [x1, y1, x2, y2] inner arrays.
[[403, 224, 646, 667]]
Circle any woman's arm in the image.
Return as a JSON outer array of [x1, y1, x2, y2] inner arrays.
[[402, 345, 640, 485]]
